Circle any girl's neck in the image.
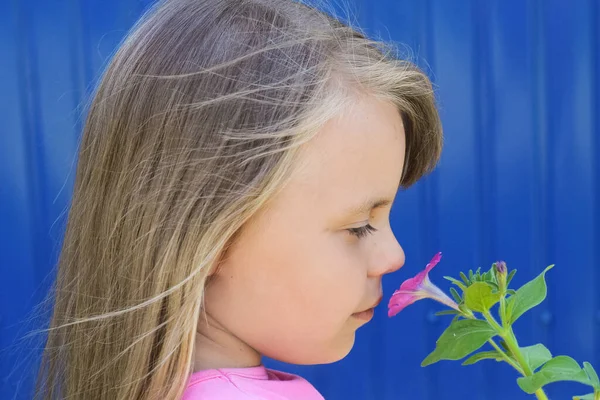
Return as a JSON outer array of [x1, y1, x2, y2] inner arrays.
[[193, 309, 262, 372]]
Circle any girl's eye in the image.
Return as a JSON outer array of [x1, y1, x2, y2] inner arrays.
[[346, 224, 378, 239]]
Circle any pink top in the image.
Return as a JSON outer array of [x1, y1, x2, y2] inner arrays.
[[182, 365, 325, 399]]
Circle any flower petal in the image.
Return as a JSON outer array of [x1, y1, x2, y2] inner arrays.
[[420, 278, 461, 311], [387, 252, 459, 317], [388, 294, 419, 317], [424, 252, 442, 274], [398, 252, 442, 291]]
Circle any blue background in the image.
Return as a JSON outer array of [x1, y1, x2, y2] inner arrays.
[[1, 0, 598, 399]]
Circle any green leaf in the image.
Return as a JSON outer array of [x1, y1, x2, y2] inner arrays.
[[506, 289, 517, 296], [506, 265, 554, 324], [496, 340, 516, 362], [517, 356, 592, 394], [469, 269, 474, 281], [462, 350, 504, 366], [450, 287, 462, 303], [421, 319, 496, 367], [507, 269, 517, 286], [460, 271, 470, 285], [572, 393, 596, 400], [464, 281, 502, 313], [520, 344, 553, 371], [435, 310, 460, 317], [443, 276, 468, 291], [457, 303, 474, 319], [483, 270, 495, 283], [583, 362, 600, 388]]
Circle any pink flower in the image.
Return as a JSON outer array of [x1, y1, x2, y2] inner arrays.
[[388, 252, 460, 317]]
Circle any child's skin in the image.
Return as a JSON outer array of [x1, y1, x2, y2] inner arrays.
[[193, 96, 407, 372]]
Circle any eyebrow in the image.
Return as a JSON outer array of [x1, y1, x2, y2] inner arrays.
[[344, 197, 393, 217]]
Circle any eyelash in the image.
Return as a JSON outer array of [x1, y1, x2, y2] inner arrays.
[[347, 224, 378, 239]]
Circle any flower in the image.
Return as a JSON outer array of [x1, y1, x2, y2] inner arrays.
[[388, 252, 460, 317], [494, 260, 508, 291], [494, 260, 507, 275]]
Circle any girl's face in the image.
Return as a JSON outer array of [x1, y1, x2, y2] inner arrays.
[[195, 96, 406, 369]]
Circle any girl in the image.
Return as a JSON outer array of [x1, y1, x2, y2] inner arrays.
[[32, 0, 442, 398]]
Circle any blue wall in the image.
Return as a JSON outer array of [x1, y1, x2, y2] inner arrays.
[[1, 0, 598, 399]]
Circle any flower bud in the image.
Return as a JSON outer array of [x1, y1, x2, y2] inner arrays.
[[494, 261, 508, 291]]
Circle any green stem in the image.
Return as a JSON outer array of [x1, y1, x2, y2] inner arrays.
[[458, 311, 522, 373], [481, 311, 549, 400], [486, 338, 523, 374], [482, 310, 504, 334], [499, 295, 507, 327], [456, 305, 548, 399]]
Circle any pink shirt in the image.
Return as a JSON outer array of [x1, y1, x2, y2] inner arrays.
[[182, 365, 325, 399]]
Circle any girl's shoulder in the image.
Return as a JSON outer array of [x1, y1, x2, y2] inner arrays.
[[182, 365, 325, 400]]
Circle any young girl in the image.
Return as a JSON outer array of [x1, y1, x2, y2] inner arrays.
[[33, 0, 442, 398]]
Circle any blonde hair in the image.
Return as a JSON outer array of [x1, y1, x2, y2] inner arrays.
[[27, 0, 442, 398]]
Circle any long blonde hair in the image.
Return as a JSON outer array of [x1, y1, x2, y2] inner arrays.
[[28, 0, 443, 398]]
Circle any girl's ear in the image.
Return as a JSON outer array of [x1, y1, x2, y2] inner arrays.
[[207, 253, 226, 279], [207, 230, 240, 278]]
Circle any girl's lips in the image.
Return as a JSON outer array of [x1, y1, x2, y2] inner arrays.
[[352, 293, 383, 321], [352, 307, 375, 321]]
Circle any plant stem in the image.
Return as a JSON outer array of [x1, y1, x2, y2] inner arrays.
[[486, 337, 548, 400], [499, 295, 507, 326], [486, 338, 523, 374], [533, 389, 549, 400], [458, 311, 522, 372], [482, 310, 504, 334], [480, 311, 549, 399], [457, 307, 549, 399]]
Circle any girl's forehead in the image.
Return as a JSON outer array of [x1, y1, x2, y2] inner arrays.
[[299, 98, 404, 178], [282, 97, 406, 215]]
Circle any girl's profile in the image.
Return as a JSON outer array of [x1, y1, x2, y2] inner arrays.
[[31, 0, 442, 398]]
